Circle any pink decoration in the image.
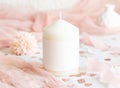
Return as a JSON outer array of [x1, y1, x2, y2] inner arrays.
[[0, 53, 68, 88], [10, 32, 37, 55]]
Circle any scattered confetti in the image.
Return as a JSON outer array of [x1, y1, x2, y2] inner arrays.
[[104, 58, 111, 61], [70, 72, 86, 77], [84, 83, 92, 87], [77, 79, 85, 84], [62, 78, 70, 82], [80, 51, 86, 54], [79, 72, 86, 76], [89, 73, 96, 77]]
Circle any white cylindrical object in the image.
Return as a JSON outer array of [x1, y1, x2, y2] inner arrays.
[[98, 4, 120, 28], [43, 19, 80, 76]]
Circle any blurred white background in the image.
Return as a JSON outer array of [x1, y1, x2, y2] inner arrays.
[[0, 0, 80, 10]]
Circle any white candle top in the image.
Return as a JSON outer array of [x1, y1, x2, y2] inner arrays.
[[43, 19, 79, 40], [98, 4, 120, 28]]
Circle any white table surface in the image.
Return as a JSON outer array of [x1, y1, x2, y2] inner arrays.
[[1, 34, 120, 88]]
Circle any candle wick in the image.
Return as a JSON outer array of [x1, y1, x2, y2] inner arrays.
[[59, 11, 62, 19]]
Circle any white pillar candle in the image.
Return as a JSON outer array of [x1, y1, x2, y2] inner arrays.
[[43, 19, 80, 76]]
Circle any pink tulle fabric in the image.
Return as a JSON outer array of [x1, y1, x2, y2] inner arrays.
[[0, 52, 68, 88], [0, 0, 120, 50]]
